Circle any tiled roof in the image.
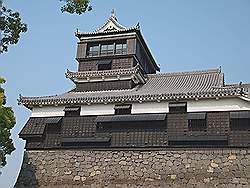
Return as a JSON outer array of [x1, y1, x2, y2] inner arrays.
[[75, 13, 140, 38], [66, 65, 146, 84], [19, 68, 250, 107], [75, 27, 139, 38], [96, 114, 167, 123], [95, 13, 127, 32], [45, 117, 62, 124], [19, 117, 46, 136]]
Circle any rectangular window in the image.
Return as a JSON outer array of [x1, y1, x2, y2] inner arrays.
[[45, 117, 62, 124], [115, 43, 127, 54], [114, 104, 132, 115], [230, 111, 250, 131], [169, 102, 187, 113], [188, 113, 207, 131], [97, 60, 112, 71], [45, 117, 62, 133], [87, 42, 126, 57], [64, 106, 81, 117], [88, 45, 99, 57], [100, 44, 114, 55]]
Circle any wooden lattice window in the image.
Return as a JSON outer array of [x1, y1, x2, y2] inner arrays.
[[230, 111, 250, 131], [97, 60, 112, 71], [100, 44, 114, 55], [88, 44, 99, 57], [188, 113, 207, 131], [115, 42, 127, 55]]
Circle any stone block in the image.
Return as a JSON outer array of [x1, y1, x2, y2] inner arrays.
[[73, 176, 81, 181], [15, 149, 249, 187], [228, 154, 237, 160]]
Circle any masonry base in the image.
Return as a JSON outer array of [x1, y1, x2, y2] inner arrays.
[[15, 149, 250, 188]]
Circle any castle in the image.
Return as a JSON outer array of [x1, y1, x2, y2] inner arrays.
[[16, 11, 250, 187]]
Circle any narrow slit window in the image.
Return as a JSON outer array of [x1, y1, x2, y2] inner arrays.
[[169, 102, 187, 113], [64, 106, 81, 117], [45, 117, 62, 133], [114, 104, 132, 115]]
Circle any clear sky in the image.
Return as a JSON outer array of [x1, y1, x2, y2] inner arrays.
[[0, 0, 250, 187]]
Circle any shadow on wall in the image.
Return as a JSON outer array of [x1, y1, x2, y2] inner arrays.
[[14, 152, 38, 188]]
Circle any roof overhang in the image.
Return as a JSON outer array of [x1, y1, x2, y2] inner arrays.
[[18, 89, 248, 108], [66, 65, 146, 84]]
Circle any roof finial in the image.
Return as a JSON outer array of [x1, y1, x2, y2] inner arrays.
[[111, 8, 116, 17], [136, 22, 140, 29], [219, 66, 222, 73]]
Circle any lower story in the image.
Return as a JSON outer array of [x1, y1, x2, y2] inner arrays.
[[20, 110, 250, 149]]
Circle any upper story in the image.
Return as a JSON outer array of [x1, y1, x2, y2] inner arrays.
[[74, 11, 160, 74]]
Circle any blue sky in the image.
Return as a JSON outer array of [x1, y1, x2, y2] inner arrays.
[[0, 0, 250, 187]]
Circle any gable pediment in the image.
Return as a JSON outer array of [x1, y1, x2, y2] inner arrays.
[[95, 15, 126, 33]]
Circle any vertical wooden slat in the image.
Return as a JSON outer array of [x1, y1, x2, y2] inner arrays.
[[74, 80, 135, 92], [76, 43, 87, 59], [127, 38, 136, 54]]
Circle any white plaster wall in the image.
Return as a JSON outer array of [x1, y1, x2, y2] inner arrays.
[[131, 99, 250, 114], [30, 98, 250, 117], [187, 98, 250, 112], [31, 106, 65, 117], [132, 102, 169, 114], [81, 104, 115, 116]]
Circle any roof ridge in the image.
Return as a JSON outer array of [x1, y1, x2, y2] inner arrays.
[[19, 94, 58, 100], [76, 11, 140, 37], [69, 88, 135, 94], [94, 15, 126, 33], [76, 27, 139, 37], [215, 83, 250, 90], [225, 83, 250, 87], [148, 68, 221, 78]]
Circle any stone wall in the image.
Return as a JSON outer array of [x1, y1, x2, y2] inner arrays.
[[15, 149, 250, 188]]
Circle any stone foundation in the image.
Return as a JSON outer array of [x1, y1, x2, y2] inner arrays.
[[15, 149, 250, 188]]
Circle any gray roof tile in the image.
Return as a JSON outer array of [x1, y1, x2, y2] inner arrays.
[[19, 69, 249, 107], [19, 118, 46, 136]]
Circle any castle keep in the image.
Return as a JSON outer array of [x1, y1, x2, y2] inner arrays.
[[16, 12, 250, 187]]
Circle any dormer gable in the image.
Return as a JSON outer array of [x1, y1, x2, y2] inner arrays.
[[95, 10, 126, 32]]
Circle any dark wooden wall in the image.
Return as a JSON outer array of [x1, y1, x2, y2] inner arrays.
[[75, 33, 157, 74], [74, 80, 136, 92], [20, 111, 250, 150], [76, 43, 87, 60], [78, 57, 134, 72], [135, 40, 156, 74], [206, 112, 230, 135]]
